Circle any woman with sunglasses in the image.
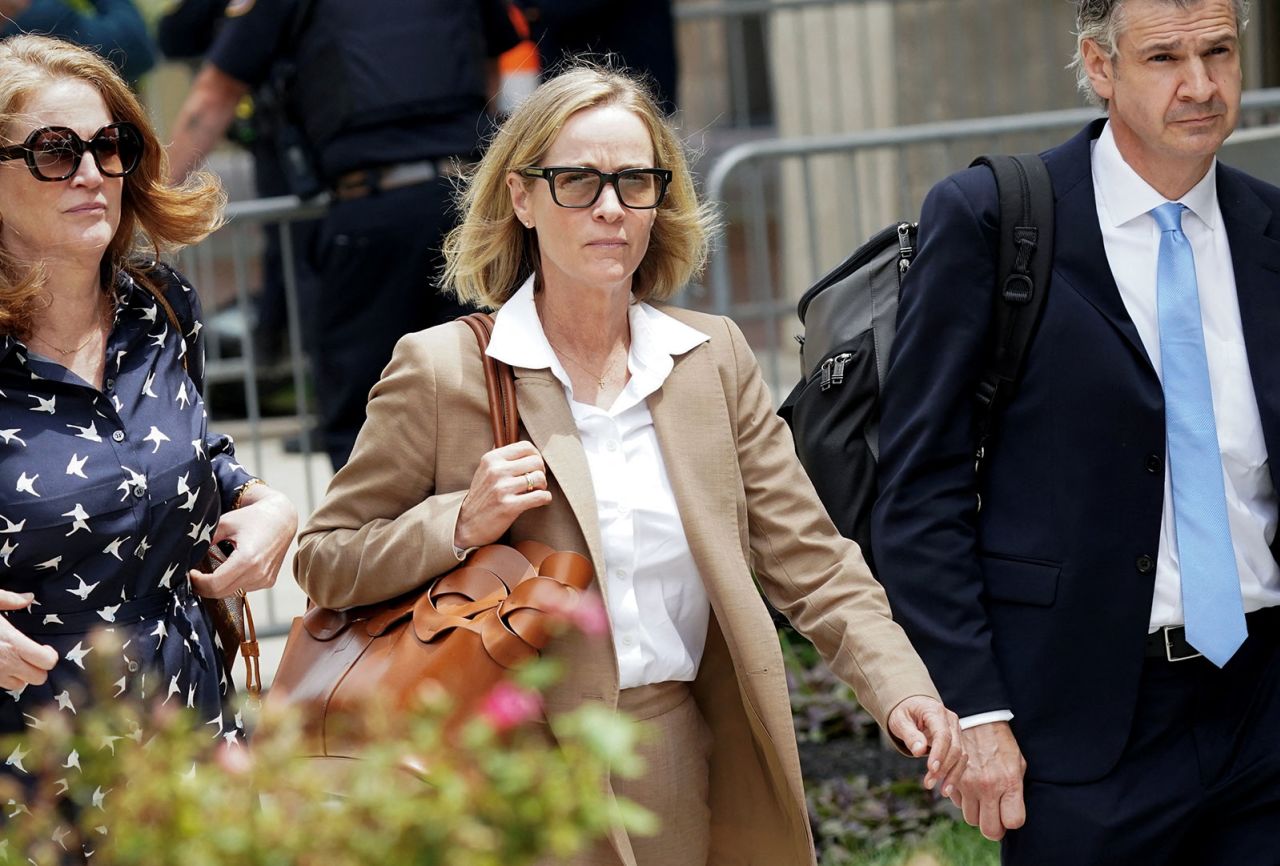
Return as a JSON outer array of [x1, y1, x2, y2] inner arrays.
[[296, 64, 964, 866], [0, 33, 296, 801]]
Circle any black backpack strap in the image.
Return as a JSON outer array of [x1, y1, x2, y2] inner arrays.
[[969, 153, 1054, 461]]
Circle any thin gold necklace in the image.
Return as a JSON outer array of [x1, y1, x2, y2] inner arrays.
[[30, 295, 109, 356], [548, 339, 624, 389]]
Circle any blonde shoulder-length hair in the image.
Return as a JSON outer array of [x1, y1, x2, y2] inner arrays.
[[0, 34, 225, 338], [442, 64, 717, 309]]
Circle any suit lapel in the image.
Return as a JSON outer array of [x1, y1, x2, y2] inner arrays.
[[1219, 166, 1280, 473], [648, 341, 744, 614], [1046, 121, 1154, 372], [512, 368, 610, 602]]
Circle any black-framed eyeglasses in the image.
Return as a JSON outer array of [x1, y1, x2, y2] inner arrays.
[[0, 122, 144, 182], [520, 166, 672, 209]]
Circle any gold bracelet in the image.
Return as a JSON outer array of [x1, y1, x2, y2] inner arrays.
[[232, 478, 267, 510]]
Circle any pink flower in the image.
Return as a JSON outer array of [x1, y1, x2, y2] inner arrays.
[[566, 593, 609, 637], [480, 682, 543, 733], [214, 740, 253, 776]]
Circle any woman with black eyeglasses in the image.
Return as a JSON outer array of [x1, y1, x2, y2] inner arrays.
[[295, 64, 965, 866], [0, 33, 296, 819]]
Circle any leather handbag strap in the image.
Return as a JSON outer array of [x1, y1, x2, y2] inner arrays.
[[460, 313, 519, 447]]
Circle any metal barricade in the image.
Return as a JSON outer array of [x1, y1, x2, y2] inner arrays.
[[700, 90, 1280, 396]]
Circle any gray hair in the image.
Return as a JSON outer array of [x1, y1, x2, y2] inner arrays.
[[1069, 0, 1251, 107]]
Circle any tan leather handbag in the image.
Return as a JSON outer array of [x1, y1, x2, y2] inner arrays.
[[264, 314, 596, 758]]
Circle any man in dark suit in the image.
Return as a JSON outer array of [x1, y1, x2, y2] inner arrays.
[[872, 0, 1280, 863]]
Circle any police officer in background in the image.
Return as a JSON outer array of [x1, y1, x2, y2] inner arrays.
[[167, 0, 520, 470]]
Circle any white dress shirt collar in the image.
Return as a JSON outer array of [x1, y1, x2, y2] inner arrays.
[[1093, 120, 1220, 232], [486, 275, 709, 406]]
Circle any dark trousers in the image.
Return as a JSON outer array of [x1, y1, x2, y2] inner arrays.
[[312, 178, 472, 470], [1003, 615, 1280, 866]]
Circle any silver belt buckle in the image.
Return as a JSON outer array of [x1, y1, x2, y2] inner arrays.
[[1164, 626, 1203, 662]]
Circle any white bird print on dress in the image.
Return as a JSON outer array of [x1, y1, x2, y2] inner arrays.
[[35, 556, 62, 571], [116, 467, 146, 501], [150, 324, 168, 348], [143, 426, 170, 453], [158, 562, 179, 589], [163, 674, 182, 705], [102, 536, 128, 560], [91, 786, 108, 810], [179, 489, 199, 512], [150, 619, 168, 646], [66, 420, 103, 442], [62, 749, 81, 769], [176, 381, 190, 409], [140, 304, 157, 323], [142, 371, 158, 398], [64, 641, 92, 669], [54, 691, 76, 714], [65, 453, 88, 478], [5, 685, 25, 701], [134, 535, 151, 560], [192, 439, 205, 458], [67, 574, 98, 600], [62, 503, 91, 536], [0, 428, 26, 446], [97, 604, 121, 623], [112, 394, 124, 412], [0, 515, 25, 533], [30, 395, 55, 414], [41, 614, 63, 626], [5, 743, 29, 773], [0, 538, 16, 566], [177, 472, 190, 495], [15, 472, 39, 497], [112, 678, 127, 699]]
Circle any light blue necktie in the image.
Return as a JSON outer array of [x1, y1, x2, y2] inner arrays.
[[1153, 202, 1247, 667]]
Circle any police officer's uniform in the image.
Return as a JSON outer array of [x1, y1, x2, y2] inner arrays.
[[206, 0, 519, 469]]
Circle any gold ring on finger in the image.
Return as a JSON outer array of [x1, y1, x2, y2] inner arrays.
[[525, 472, 535, 493]]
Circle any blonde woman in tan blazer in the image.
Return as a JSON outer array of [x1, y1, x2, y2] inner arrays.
[[294, 65, 964, 866]]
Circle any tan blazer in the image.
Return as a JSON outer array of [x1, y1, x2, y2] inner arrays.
[[295, 307, 940, 866]]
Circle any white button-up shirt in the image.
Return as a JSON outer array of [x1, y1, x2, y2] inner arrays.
[[487, 277, 713, 689], [1092, 121, 1280, 630]]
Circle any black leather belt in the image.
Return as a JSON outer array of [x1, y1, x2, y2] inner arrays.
[[1145, 606, 1280, 662], [331, 158, 467, 201]]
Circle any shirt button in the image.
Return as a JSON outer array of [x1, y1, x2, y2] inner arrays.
[[1136, 555, 1156, 574], [126, 660, 139, 672], [112, 430, 125, 442], [605, 441, 619, 452], [1145, 454, 1162, 474], [134, 481, 148, 498], [621, 635, 634, 647], [614, 568, 628, 580], [104, 378, 115, 390]]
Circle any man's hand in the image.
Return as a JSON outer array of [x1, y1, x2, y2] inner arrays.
[[951, 720, 1027, 841], [886, 695, 967, 796]]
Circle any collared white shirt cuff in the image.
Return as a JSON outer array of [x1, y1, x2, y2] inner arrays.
[[959, 710, 1014, 730]]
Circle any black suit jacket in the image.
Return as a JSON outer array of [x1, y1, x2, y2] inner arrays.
[[871, 119, 1280, 783]]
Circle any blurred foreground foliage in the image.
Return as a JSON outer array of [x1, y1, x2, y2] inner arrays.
[[0, 633, 649, 865]]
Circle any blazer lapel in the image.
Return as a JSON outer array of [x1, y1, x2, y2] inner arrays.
[[512, 367, 610, 601], [648, 341, 745, 614], [1219, 166, 1280, 471], [1045, 121, 1154, 373]]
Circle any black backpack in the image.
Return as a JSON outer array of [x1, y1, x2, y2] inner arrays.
[[779, 154, 1054, 567]]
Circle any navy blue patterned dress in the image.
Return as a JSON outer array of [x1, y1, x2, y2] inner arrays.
[[0, 263, 256, 753]]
